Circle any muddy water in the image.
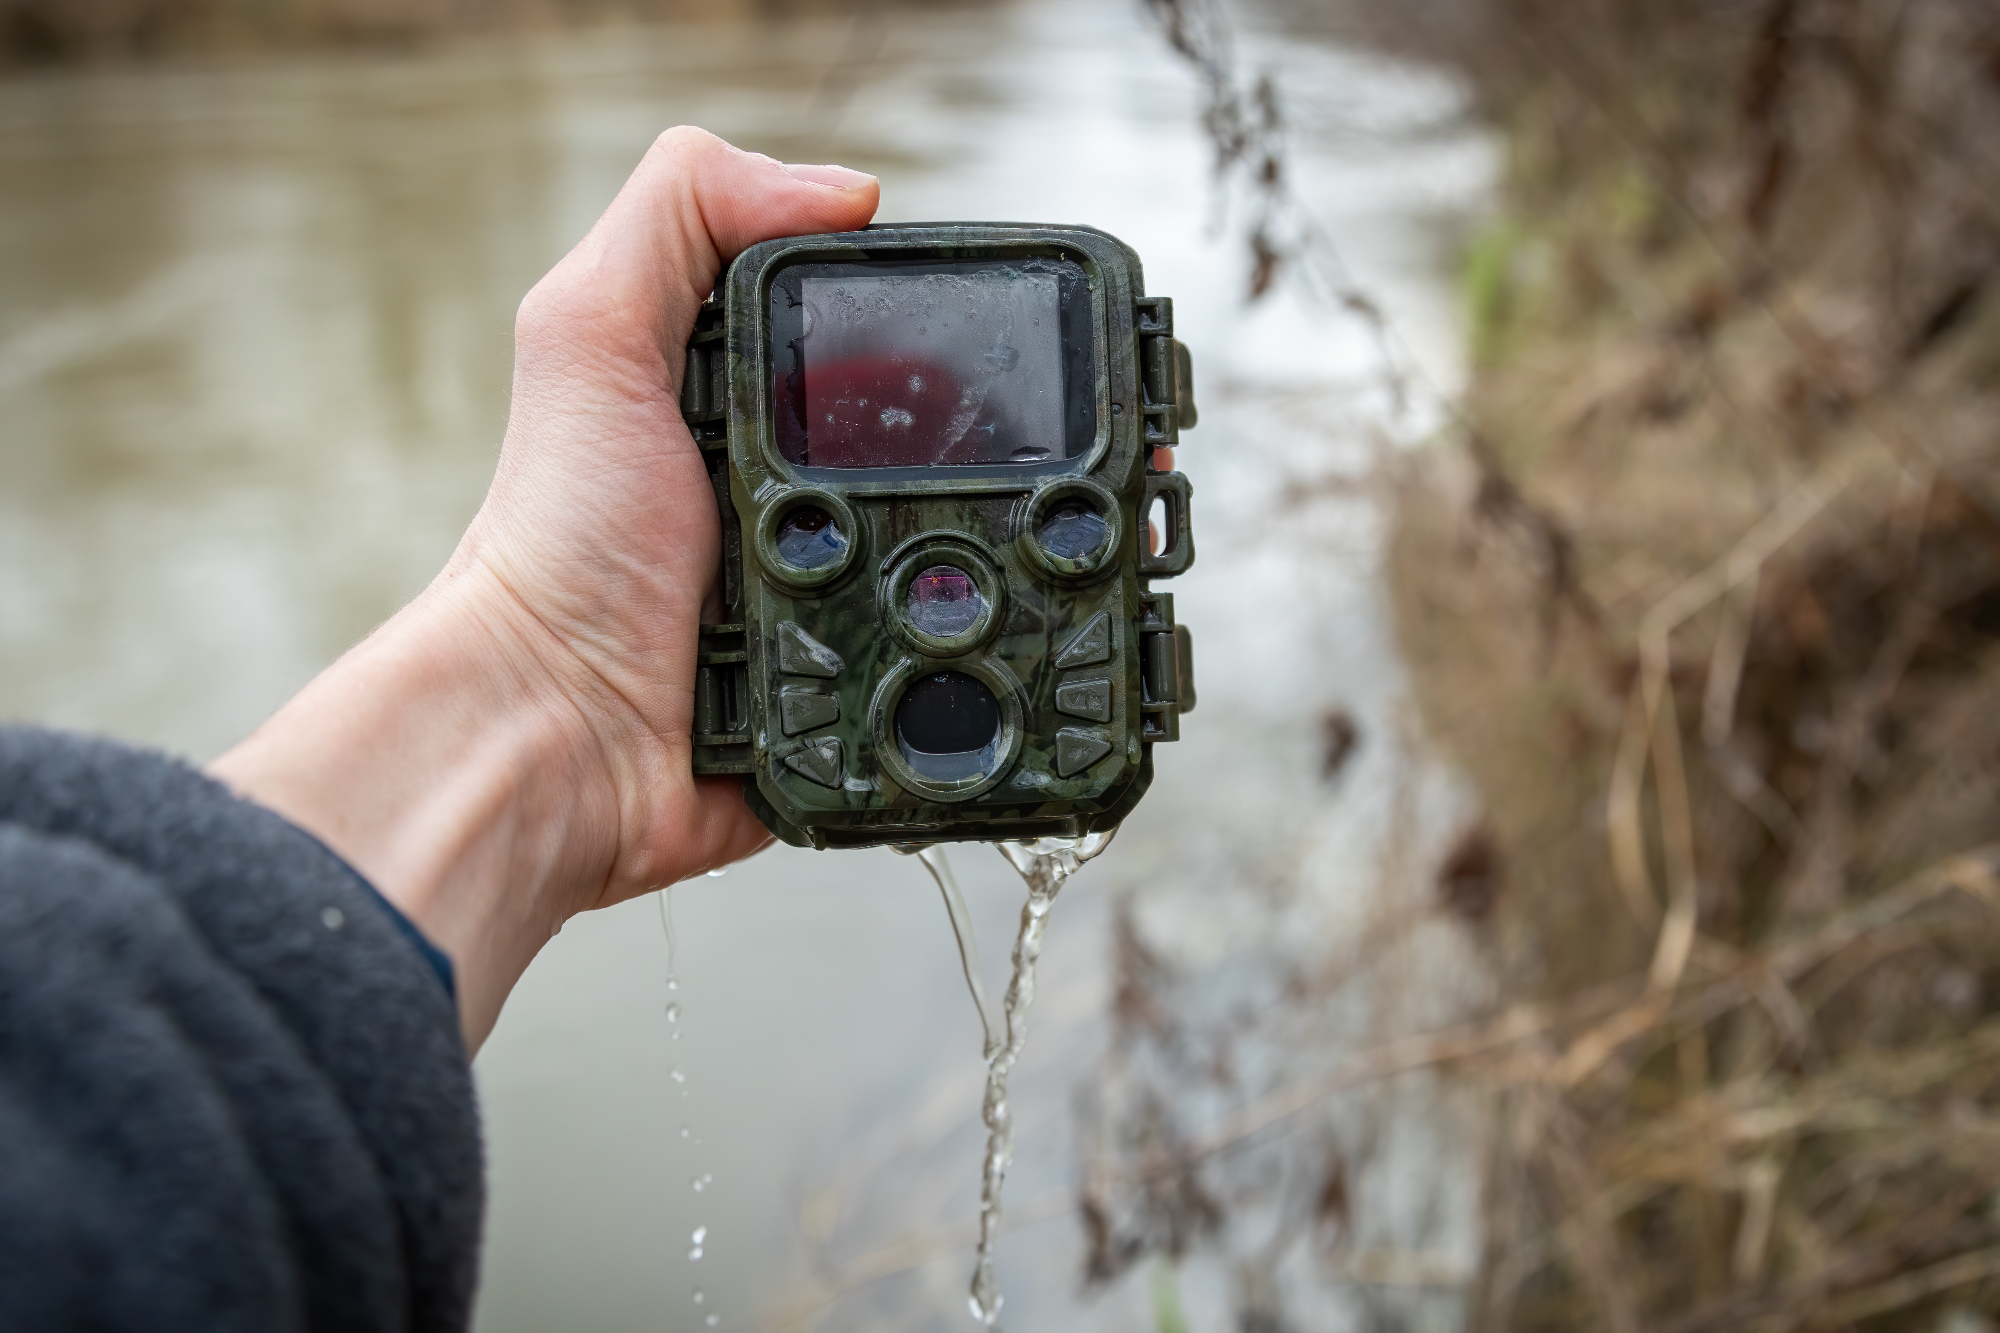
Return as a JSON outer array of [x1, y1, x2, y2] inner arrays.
[[0, 3, 1493, 1329]]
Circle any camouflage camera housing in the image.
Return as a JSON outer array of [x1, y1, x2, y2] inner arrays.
[[683, 223, 1195, 850]]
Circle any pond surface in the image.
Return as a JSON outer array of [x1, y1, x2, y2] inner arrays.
[[0, 3, 1493, 1328]]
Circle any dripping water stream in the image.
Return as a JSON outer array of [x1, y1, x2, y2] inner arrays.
[[900, 845, 1000, 1060], [967, 830, 1115, 1327], [900, 832, 1116, 1324]]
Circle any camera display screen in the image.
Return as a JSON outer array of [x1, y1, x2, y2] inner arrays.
[[769, 257, 1095, 470]]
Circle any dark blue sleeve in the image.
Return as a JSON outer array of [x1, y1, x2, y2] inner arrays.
[[0, 727, 483, 1333]]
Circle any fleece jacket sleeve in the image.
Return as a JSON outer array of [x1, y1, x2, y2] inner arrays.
[[0, 726, 482, 1333]]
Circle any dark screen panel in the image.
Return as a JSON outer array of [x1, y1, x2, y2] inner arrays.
[[770, 257, 1094, 471]]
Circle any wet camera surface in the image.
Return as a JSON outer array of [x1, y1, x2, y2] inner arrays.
[[685, 224, 1195, 849]]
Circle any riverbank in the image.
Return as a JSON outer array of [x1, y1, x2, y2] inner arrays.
[[1385, 3, 2000, 1327], [0, 0, 962, 64]]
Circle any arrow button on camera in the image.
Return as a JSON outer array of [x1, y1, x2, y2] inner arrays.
[[1053, 611, 1111, 669], [779, 687, 840, 735], [783, 737, 844, 788], [1055, 727, 1112, 777], [776, 621, 843, 678], [1055, 676, 1113, 723]]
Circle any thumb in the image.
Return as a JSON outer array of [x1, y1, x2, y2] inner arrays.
[[515, 126, 879, 389]]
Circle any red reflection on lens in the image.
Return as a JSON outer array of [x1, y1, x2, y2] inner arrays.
[[906, 564, 983, 637], [912, 568, 975, 606]]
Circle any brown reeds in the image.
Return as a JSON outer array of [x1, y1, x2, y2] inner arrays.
[[1385, 0, 2000, 1327]]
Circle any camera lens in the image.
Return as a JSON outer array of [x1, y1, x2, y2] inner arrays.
[[775, 505, 847, 569], [896, 670, 1002, 782], [1036, 498, 1109, 561], [905, 564, 984, 638]]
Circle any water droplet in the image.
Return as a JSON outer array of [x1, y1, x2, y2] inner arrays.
[[691, 1225, 708, 1244], [666, 976, 679, 991], [692, 1172, 713, 1192], [679, 1125, 691, 1139], [666, 1003, 681, 1024], [670, 1068, 686, 1084], [320, 907, 344, 931], [689, 1245, 704, 1260], [705, 866, 729, 878], [705, 1316, 720, 1328]]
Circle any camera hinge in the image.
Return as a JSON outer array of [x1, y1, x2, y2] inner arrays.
[[681, 294, 743, 617], [1136, 591, 1196, 743], [1134, 296, 1197, 450], [691, 622, 754, 774], [679, 295, 728, 451]]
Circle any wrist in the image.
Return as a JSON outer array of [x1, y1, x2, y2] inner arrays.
[[209, 560, 628, 1049]]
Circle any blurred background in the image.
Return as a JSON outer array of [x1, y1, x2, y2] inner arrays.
[[5, 0, 1999, 1330]]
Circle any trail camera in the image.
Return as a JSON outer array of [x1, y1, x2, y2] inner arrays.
[[683, 224, 1196, 849]]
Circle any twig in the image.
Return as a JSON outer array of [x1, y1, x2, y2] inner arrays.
[[1604, 453, 1867, 999]]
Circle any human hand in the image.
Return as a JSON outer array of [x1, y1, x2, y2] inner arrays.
[[456, 130, 880, 896], [210, 129, 880, 1048]]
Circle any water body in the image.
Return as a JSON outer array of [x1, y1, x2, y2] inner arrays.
[[0, 2, 1495, 1328]]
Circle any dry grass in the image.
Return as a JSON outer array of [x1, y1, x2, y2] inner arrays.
[[1383, 0, 2000, 1327]]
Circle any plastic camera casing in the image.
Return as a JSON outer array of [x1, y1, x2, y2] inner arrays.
[[683, 223, 1195, 849]]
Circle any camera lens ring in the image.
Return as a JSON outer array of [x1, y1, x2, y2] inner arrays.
[[755, 485, 861, 591], [868, 653, 1028, 803], [882, 540, 1007, 657], [1015, 477, 1123, 583]]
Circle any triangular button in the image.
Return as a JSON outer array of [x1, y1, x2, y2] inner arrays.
[[776, 621, 842, 678], [1053, 610, 1111, 669], [1055, 676, 1113, 723], [779, 688, 840, 735], [1055, 726, 1112, 777], [783, 736, 844, 788]]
